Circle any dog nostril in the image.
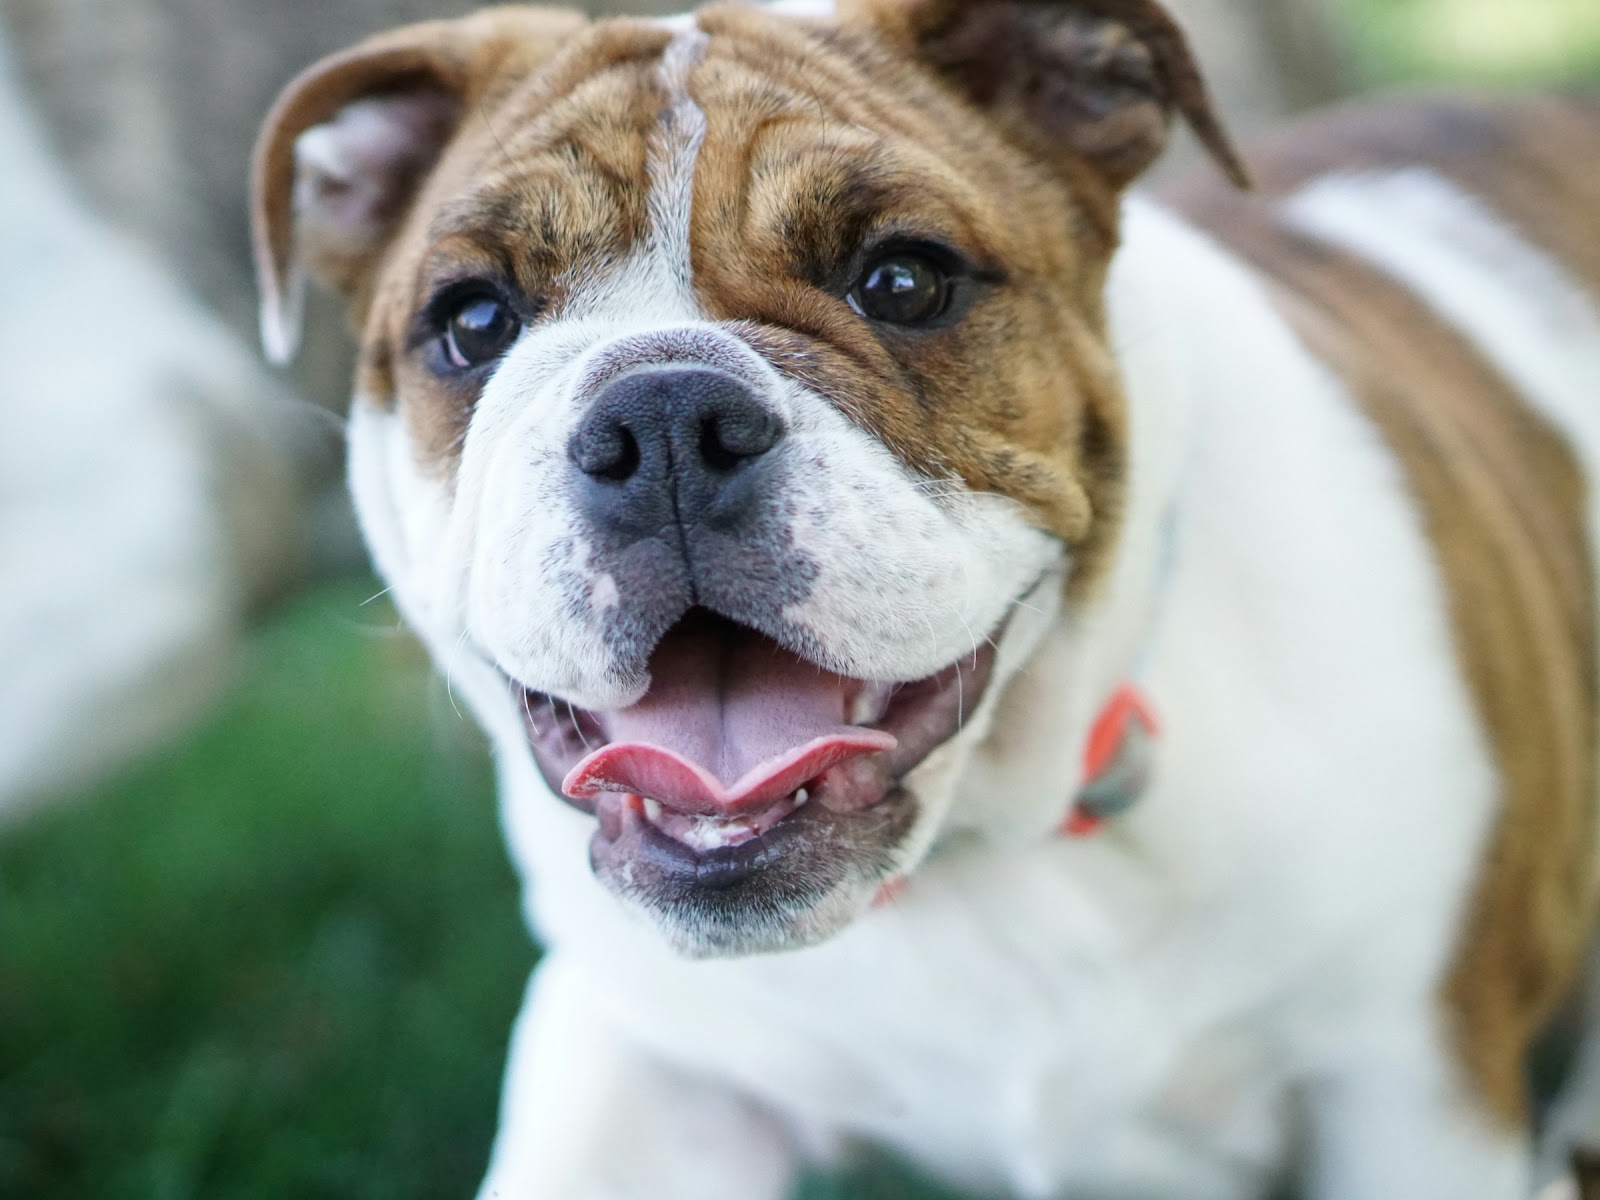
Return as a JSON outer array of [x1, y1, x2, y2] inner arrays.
[[699, 408, 782, 473], [601, 428, 640, 481], [699, 417, 740, 472], [573, 423, 641, 482]]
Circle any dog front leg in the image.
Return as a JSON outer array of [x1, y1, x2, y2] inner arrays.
[[477, 956, 799, 1200], [1301, 1023, 1531, 1200]]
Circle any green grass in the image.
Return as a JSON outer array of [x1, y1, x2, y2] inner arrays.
[[1345, 0, 1600, 85], [0, 584, 530, 1200]]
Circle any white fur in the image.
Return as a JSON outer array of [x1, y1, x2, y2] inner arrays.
[[333, 45, 1599, 1200], [480, 959, 796, 1199], [651, 30, 709, 294]]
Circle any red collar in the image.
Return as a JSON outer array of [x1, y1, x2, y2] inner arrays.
[[1060, 685, 1159, 838], [871, 684, 1158, 907]]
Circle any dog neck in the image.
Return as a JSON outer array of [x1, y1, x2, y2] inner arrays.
[[948, 194, 1203, 841], [959, 187, 1313, 848]]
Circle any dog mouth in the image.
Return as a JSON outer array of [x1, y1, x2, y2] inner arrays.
[[515, 609, 997, 858]]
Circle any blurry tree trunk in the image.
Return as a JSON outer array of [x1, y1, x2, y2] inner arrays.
[[1162, 0, 1351, 169]]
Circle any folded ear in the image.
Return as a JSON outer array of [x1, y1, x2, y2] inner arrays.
[[250, 8, 586, 365], [845, 0, 1249, 193]]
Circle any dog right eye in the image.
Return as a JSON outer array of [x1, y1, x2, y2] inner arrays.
[[441, 293, 519, 370], [848, 252, 953, 327]]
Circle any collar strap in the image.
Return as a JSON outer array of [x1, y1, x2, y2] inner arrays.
[[1060, 685, 1159, 838], [871, 683, 1160, 907]]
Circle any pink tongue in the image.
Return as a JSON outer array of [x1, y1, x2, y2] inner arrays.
[[562, 619, 896, 815]]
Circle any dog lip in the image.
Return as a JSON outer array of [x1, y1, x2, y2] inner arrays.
[[599, 788, 808, 854], [594, 781, 918, 894], [613, 794, 822, 891], [561, 729, 897, 817], [515, 631, 997, 821]]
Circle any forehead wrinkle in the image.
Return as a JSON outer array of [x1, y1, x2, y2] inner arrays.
[[688, 26, 1016, 266], [717, 112, 852, 253], [494, 64, 658, 164], [646, 28, 710, 265], [698, 11, 1051, 227], [416, 54, 671, 298], [431, 145, 639, 238], [761, 126, 996, 229], [697, 20, 935, 154]]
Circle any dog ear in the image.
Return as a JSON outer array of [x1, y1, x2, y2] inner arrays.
[[250, 9, 586, 365], [845, 0, 1250, 193]]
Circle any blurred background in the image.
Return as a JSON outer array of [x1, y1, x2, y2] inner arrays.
[[1, 0, 1597, 1197]]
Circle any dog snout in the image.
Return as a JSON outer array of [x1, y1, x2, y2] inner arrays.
[[569, 367, 785, 539]]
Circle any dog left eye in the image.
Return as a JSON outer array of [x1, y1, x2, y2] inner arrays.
[[442, 294, 518, 369], [848, 252, 953, 327]]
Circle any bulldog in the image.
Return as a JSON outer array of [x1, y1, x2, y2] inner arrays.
[[250, 0, 1600, 1196]]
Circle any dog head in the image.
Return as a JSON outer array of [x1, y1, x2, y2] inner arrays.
[[252, 0, 1242, 956]]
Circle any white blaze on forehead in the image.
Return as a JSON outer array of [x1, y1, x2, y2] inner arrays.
[[646, 28, 710, 307], [560, 25, 709, 326]]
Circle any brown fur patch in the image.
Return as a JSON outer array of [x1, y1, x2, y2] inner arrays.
[[360, 19, 674, 469], [1170, 105, 1600, 1125], [253, 10, 691, 470], [684, 3, 1138, 592]]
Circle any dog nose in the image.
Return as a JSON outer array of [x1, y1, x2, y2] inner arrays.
[[569, 368, 784, 538]]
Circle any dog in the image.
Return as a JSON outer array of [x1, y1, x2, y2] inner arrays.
[[249, 0, 1600, 1195]]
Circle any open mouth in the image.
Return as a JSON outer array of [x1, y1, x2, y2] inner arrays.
[[515, 609, 998, 861]]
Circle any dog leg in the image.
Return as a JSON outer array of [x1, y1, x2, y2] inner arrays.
[[1300, 1020, 1531, 1200], [477, 956, 799, 1200]]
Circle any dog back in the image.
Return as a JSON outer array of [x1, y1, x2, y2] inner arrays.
[[1170, 94, 1600, 1124]]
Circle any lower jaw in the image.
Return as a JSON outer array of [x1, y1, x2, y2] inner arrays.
[[587, 785, 918, 955], [510, 615, 1005, 948]]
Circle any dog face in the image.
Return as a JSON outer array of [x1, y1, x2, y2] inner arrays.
[[253, 0, 1242, 955]]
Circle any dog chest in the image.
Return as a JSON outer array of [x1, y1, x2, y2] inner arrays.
[[553, 831, 1298, 1198]]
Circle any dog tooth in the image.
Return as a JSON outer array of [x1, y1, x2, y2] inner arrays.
[[850, 683, 894, 726], [642, 797, 662, 823], [794, 787, 810, 806]]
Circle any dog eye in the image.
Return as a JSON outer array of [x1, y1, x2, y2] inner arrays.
[[442, 294, 518, 369], [848, 252, 953, 327]]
